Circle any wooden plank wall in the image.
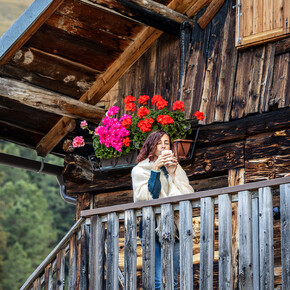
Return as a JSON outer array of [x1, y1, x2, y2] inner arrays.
[[102, 0, 290, 124]]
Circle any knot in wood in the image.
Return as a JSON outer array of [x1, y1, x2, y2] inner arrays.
[[161, 232, 174, 242], [225, 151, 235, 160]]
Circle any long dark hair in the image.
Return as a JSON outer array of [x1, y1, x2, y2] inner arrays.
[[137, 130, 173, 163]]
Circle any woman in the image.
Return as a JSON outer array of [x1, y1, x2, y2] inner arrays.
[[131, 130, 194, 289]]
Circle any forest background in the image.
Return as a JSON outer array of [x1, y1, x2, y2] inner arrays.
[[0, 1, 76, 288]]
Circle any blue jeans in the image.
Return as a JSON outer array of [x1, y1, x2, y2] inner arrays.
[[141, 239, 180, 289]]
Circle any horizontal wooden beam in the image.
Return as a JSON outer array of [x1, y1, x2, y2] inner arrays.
[[0, 0, 64, 65], [0, 77, 105, 123], [35, 0, 197, 157], [84, 0, 193, 36]]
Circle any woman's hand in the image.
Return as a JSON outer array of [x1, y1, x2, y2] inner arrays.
[[165, 156, 178, 179], [152, 152, 172, 171]]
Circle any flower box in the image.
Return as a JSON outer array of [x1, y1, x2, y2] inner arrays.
[[173, 139, 194, 160]]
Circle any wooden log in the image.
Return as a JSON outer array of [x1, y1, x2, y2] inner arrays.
[[185, 0, 211, 17], [200, 197, 214, 289], [124, 209, 137, 290], [106, 212, 119, 290], [68, 235, 77, 289], [80, 224, 89, 289], [179, 200, 193, 290], [197, 0, 226, 29], [218, 194, 232, 289], [238, 190, 253, 289], [259, 187, 274, 289], [90, 215, 105, 290], [161, 203, 174, 290], [56, 249, 66, 290], [0, 77, 105, 123], [280, 183, 290, 289], [252, 196, 260, 290], [142, 206, 155, 289]]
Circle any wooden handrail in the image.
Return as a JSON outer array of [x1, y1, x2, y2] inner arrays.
[[20, 218, 85, 290], [81, 176, 290, 217]]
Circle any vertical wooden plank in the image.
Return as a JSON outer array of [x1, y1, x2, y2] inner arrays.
[[243, 0, 253, 37], [124, 209, 137, 290], [284, 0, 290, 34], [179, 200, 193, 290], [238, 190, 253, 290], [68, 235, 77, 289], [142, 206, 155, 289], [228, 168, 244, 289], [90, 215, 105, 290], [263, 0, 273, 32], [274, 0, 284, 29], [45, 263, 53, 290], [218, 194, 232, 290], [252, 196, 260, 290], [161, 203, 174, 290], [33, 278, 41, 290], [259, 187, 274, 289], [106, 212, 119, 290], [200, 197, 214, 290], [215, 1, 238, 122], [280, 183, 290, 289], [56, 249, 65, 290], [80, 223, 89, 289], [253, 0, 263, 34]]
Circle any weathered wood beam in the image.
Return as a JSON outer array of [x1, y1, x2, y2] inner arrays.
[[197, 0, 226, 29], [185, 0, 211, 17], [36, 0, 199, 157], [0, 77, 105, 123], [0, 0, 64, 65], [83, 0, 194, 36]]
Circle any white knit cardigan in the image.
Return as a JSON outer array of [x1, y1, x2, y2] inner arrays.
[[131, 158, 196, 241]]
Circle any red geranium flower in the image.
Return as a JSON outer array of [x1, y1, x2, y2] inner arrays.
[[157, 115, 174, 126], [138, 95, 150, 105], [173, 101, 185, 112], [156, 99, 168, 110], [124, 95, 135, 104], [151, 94, 163, 105], [122, 137, 130, 147], [125, 103, 136, 112], [122, 118, 132, 128], [137, 106, 149, 118], [72, 136, 85, 148], [194, 111, 205, 121], [138, 118, 154, 133]]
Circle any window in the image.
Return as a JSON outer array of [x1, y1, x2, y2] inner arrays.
[[235, 0, 290, 48]]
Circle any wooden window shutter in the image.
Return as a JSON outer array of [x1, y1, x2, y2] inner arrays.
[[235, 0, 290, 48]]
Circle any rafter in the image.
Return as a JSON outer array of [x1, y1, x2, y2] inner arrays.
[[36, 0, 199, 157], [0, 77, 105, 123]]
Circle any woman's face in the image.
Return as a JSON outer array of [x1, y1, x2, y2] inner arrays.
[[154, 134, 170, 159]]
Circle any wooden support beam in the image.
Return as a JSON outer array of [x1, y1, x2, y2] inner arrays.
[[185, 0, 211, 18], [84, 0, 194, 36], [197, 0, 226, 29], [36, 0, 200, 157], [0, 77, 105, 123], [0, 0, 64, 65]]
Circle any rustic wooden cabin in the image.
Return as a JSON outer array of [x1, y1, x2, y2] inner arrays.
[[0, 0, 289, 289]]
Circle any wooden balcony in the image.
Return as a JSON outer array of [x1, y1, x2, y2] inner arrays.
[[21, 176, 290, 289]]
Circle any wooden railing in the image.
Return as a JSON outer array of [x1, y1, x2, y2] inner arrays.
[[21, 176, 290, 289]]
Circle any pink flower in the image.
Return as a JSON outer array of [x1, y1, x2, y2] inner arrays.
[[106, 106, 119, 116], [80, 120, 88, 128], [72, 136, 85, 148]]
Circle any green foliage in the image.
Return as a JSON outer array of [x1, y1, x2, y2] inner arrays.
[[0, 142, 75, 289]]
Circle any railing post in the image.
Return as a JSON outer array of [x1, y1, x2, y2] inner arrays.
[[161, 203, 174, 290], [252, 196, 260, 290], [259, 187, 274, 289], [238, 190, 253, 290], [200, 197, 214, 290], [124, 209, 137, 290], [56, 249, 65, 290], [80, 223, 89, 289], [280, 183, 290, 290], [44, 263, 53, 290], [218, 194, 232, 290], [90, 215, 105, 290], [142, 206, 155, 289], [68, 235, 77, 289], [179, 200, 193, 290], [106, 212, 119, 290]]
